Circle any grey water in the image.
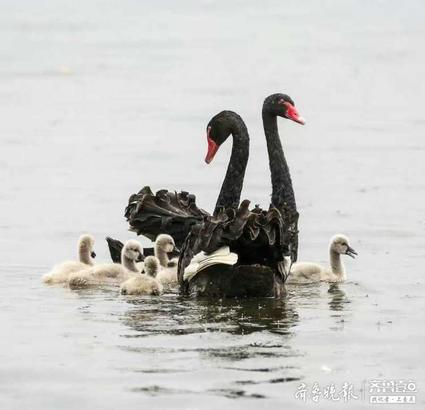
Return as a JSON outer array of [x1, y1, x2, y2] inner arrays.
[[0, 0, 424, 408]]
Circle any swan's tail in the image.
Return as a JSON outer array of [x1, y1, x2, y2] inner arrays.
[[105, 237, 124, 263], [125, 186, 208, 248]]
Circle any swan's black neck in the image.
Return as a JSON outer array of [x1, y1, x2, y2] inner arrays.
[[262, 111, 296, 213], [214, 114, 249, 213]]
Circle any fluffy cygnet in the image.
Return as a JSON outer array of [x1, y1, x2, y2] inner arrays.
[[42, 234, 96, 285], [287, 234, 357, 284], [120, 256, 163, 296], [68, 240, 142, 289], [154, 234, 179, 286]]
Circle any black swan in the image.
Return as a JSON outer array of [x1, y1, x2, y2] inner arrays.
[[124, 93, 304, 297]]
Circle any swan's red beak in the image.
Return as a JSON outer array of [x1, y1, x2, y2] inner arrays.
[[205, 127, 219, 164], [284, 102, 306, 125]]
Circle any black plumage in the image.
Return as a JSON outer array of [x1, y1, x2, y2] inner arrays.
[[124, 95, 303, 297]]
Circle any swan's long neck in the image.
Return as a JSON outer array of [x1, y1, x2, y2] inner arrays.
[[155, 244, 169, 268], [79, 243, 92, 265], [330, 250, 346, 278], [262, 111, 296, 213], [121, 252, 138, 273], [214, 114, 249, 213]]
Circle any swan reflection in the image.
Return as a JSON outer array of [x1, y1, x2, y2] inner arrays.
[[121, 295, 299, 336], [328, 283, 350, 312]]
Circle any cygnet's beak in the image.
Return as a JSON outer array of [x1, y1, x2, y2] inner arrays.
[[170, 246, 180, 256], [136, 252, 145, 262], [91, 251, 96, 259], [346, 246, 358, 259]]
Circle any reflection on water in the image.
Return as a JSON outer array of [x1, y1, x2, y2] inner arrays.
[[328, 283, 349, 312], [123, 296, 299, 336], [1, 263, 424, 406], [327, 283, 350, 332], [113, 291, 304, 400], [287, 282, 321, 298]]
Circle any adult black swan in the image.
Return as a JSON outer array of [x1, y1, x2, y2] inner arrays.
[[125, 94, 304, 297]]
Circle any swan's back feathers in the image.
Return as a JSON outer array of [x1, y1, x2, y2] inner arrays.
[[42, 261, 88, 284], [177, 200, 299, 284], [68, 263, 133, 288], [125, 186, 209, 247], [124, 187, 299, 284]]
